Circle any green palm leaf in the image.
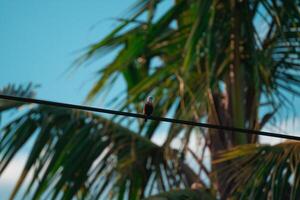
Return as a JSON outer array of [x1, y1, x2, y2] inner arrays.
[[144, 189, 215, 200], [0, 83, 37, 112], [79, 0, 300, 133], [0, 105, 201, 200], [214, 142, 300, 199]]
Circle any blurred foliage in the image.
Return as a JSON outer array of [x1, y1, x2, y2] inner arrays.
[[0, 83, 37, 112], [215, 142, 300, 200], [144, 189, 215, 200], [1, 105, 205, 199], [1, 0, 300, 199]]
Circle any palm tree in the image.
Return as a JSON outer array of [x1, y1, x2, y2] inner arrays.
[[1, 0, 300, 199]]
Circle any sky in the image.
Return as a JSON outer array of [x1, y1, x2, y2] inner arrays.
[[0, 0, 138, 198], [0, 0, 137, 105], [0, 0, 300, 199]]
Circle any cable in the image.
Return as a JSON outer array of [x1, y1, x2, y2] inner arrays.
[[0, 94, 299, 141]]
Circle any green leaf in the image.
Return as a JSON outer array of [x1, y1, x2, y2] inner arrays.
[[144, 189, 215, 200], [214, 142, 300, 199]]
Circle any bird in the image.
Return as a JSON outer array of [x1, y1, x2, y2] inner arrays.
[[143, 96, 153, 122]]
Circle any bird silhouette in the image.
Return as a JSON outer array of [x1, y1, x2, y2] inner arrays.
[[143, 96, 153, 122]]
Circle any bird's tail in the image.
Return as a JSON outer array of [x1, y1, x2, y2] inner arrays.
[[144, 117, 148, 122]]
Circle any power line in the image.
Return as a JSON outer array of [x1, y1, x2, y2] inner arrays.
[[0, 94, 299, 141]]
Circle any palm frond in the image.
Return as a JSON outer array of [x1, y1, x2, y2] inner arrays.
[[144, 188, 215, 200], [0, 105, 202, 200], [214, 142, 300, 199], [0, 83, 37, 112], [78, 0, 300, 129]]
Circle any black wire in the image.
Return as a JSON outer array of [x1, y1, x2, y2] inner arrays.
[[0, 94, 299, 141]]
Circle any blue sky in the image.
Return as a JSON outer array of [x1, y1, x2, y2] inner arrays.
[[0, 0, 137, 105], [0, 0, 300, 199]]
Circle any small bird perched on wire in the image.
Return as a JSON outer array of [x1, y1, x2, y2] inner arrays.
[[143, 96, 153, 122]]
